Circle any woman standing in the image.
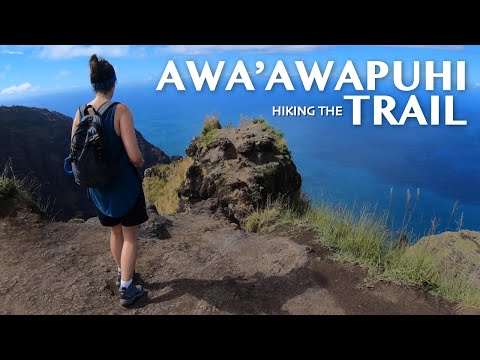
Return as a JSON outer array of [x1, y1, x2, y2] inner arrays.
[[70, 54, 147, 306]]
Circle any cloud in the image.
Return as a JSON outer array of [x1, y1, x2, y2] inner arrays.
[[55, 69, 71, 79], [475, 82, 480, 88], [158, 45, 329, 55], [38, 45, 131, 59], [131, 46, 147, 58], [0, 64, 11, 79], [379, 45, 464, 51], [0, 82, 37, 95], [0, 49, 23, 55]]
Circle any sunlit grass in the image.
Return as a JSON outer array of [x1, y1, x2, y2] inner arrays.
[[143, 157, 194, 214]]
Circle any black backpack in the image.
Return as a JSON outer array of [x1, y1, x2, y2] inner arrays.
[[65, 100, 120, 188]]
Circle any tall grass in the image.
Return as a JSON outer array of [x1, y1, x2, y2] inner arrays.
[[1, 159, 23, 200], [1, 159, 38, 202], [201, 114, 221, 136], [143, 157, 194, 214], [198, 114, 222, 147], [245, 192, 480, 309], [1, 159, 59, 218], [446, 200, 459, 231], [0, 178, 17, 200]]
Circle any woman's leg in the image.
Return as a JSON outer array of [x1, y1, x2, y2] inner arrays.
[[110, 224, 124, 268], [120, 225, 139, 283]]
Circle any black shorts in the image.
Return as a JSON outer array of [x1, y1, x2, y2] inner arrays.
[[95, 191, 149, 227]]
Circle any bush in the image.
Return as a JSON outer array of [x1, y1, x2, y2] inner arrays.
[[198, 115, 222, 148], [0, 179, 16, 200], [201, 115, 221, 136]]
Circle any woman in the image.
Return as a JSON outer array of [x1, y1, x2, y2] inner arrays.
[[71, 54, 147, 306]]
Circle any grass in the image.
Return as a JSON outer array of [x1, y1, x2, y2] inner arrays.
[[198, 114, 222, 148], [201, 114, 221, 136], [255, 163, 278, 178], [1, 159, 58, 216], [143, 157, 194, 214], [241, 116, 289, 154], [245, 193, 480, 309], [1, 159, 34, 202], [0, 178, 17, 200]]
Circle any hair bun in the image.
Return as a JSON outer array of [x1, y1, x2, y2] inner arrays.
[[89, 54, 99, 67], [89, 54, 116, 92]]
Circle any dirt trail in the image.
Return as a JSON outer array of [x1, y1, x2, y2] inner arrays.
[[0, 208, 459, 315]]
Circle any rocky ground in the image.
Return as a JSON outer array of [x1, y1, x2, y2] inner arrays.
[[0, 198, 464, 315]]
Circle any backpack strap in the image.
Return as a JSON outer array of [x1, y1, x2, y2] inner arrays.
[[78, 105, 86, 118], [97, 100, 120, 117], [78, 101, 120, 122]]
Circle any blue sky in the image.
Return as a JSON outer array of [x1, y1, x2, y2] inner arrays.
[[0, 45, 479, 100]]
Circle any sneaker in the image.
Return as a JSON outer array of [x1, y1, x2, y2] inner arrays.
[[120, 283, 145, 306]]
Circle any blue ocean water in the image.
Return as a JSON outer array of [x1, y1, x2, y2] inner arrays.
[[5, 83, 480, 238]]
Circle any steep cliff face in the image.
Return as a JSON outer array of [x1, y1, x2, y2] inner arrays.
[[0, 105, 169, 220], [177, 117, 302, 224]]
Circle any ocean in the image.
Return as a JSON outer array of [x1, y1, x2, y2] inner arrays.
[[5, 83, 480, 238]]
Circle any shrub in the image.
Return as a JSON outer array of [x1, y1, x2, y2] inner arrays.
[[201, 115, 221, 136], [0, 178, 16, 200]]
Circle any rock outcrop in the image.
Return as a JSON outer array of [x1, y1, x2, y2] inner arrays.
[[139, 203, 172, 239], [178, 118, 302, 224]]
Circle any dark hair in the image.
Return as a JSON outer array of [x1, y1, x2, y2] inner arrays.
[[89, 54, 116, 93]]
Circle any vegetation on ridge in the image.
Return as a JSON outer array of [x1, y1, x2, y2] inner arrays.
[[0, 178, 17, 200], [0, 161, 54, 216], [244, 117, 288, 154], [245, 194, 480, 309], [1, 161, 32, 202], [198, 114, 222, 148], [143, 157, 193, 214]]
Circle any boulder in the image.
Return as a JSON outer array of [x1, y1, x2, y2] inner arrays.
[[139, 203, 172, 239], [178, 118, 301, 224]]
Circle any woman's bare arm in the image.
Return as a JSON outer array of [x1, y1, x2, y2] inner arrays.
[[117, 104, 145, 168]]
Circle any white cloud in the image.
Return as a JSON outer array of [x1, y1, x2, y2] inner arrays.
[[158, 45, 329, 55], [0, 64, 11, 79], [0, 49, 23, 55], [379, 45, 464, 51], [55, 69, 71, 79], [475, 82, 480, 88], [131, 46, 147, 58], [0, 82, 37, 95], [38, 45, 131, 59]]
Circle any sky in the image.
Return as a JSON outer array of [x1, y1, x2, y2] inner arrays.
[[0, 45, 479, 100]]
